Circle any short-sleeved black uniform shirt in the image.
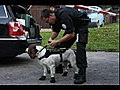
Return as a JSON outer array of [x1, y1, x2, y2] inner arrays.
[[52, 7, 89, 34], [51, 7, 89, 48]]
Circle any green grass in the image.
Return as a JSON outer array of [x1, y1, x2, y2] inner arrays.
[[40, 23, 119, 52]]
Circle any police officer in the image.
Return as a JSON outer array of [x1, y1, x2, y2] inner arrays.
[[41, 6, 90, 84]]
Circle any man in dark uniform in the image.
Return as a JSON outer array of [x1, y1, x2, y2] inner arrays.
[[41, 6, 90, 84]]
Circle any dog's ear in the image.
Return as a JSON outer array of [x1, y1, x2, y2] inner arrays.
[[33, 44, 36, 49]]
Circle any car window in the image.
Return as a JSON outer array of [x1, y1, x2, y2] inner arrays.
[[86, 10, 98, 14], [0, 5, 8, 18]]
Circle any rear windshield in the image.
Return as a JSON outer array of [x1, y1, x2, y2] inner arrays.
[[0, 5, 8, 18]]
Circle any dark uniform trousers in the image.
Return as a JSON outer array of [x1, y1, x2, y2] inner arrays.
[[73, 25, 89, 84], [76, 39, 88, 68], [76, 25, 89, 68]]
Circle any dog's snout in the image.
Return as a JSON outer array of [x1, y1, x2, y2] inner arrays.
[[28, 52, 36, 59], [29, 54, 36, 59], [31, 57, 35, 59]]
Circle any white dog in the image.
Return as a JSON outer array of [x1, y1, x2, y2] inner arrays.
[[26, 44, 79, 83]]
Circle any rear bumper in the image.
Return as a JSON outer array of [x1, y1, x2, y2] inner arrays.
[[0, 38, 28, 57]]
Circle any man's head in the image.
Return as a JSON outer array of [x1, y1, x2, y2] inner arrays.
[[41, 9, 56, 24], [50, 5, 64, 11]]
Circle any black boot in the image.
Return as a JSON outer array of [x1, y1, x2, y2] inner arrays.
[[74, 67, 86, 84]]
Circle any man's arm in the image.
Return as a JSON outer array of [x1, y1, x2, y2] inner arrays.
[[49, 32, 75, 47], [49, 31, 59, 41], [58, 32, 75, 43]]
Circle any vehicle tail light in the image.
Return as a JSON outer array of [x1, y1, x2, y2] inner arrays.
[[9, 22, 25, 37]]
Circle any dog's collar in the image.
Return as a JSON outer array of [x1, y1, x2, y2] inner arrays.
[[36, 50, 45, 60], [38, 50, 48, 60], [36, 46, 47, 59], [36, 48, 46, 60]]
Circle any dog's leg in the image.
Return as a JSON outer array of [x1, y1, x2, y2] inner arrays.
[[39, 63, 47, 80], [49, 65, 56, 83], [66, 50, 79, 79], [70, 62, 79, 79], [62, 62, 68, 76]]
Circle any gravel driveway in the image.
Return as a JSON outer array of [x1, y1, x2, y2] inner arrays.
[[0, 51, 119, 86]]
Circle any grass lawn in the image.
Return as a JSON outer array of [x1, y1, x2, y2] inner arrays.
[[40, 23, 119, 52]]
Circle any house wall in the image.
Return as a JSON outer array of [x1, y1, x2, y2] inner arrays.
[[29, 5, 50, 28]]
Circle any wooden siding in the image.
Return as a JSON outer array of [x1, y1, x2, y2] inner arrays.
[[29, 5, 50, 28]]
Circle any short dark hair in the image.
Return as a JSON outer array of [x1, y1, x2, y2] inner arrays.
[[41, 9, 54, 19], [50, 5, 61, 9]]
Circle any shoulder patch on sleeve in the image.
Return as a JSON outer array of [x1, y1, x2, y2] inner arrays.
[[62, 24, 67, 29]]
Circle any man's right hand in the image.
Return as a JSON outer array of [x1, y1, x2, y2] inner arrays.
[[48, 40, 58, 47]]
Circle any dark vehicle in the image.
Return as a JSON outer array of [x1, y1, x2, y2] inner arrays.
[[0, 5, 42, 57]]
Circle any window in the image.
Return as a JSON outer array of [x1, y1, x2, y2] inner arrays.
[[0, 5, 8, 18]]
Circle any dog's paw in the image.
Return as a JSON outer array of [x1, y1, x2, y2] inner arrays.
[[39, 76, 46, 80], [62, 72, 68, 76], [50, 77, 56, 83], [73, 74, 79, 79]]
